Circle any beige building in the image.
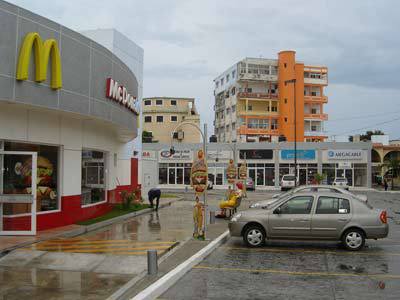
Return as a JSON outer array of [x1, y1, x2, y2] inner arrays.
[[142, 97, 201, 143]]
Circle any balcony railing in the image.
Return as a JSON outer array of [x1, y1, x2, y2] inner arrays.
[[237, 92, 278, 100], [238, 125, 279, 135], [304, 130, 328, 137], [304, 95, 328, 103], [304, 113, 328, 121]]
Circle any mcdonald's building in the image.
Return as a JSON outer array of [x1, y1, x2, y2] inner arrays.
[[0, 1, 143, 234]]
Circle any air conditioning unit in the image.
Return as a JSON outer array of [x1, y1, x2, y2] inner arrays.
[[173, 131, 184, 140]]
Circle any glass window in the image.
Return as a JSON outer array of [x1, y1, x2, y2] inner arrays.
[[168, 168, 175, 184], [159, 166, 167, 184], [171, 100, 177, 106], [144, 116, 152, 123], [280, 196, 314, 214], [171, 116, 178, 122], [144, 100, 151, 106], [156, 99, 163, 105], [184, 167, 191, 185], [81, 150, 106, 206], [271, 119, 278, 130], [316, 197, 350, 214], [4, 142, 59, 213], [156, 116, 163, 122]]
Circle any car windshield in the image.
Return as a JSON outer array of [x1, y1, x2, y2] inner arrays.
[[283, 175, 295, 180]]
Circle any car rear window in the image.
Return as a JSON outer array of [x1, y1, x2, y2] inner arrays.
[[316, 196, 350, 214], [283, 175, 295, 180]]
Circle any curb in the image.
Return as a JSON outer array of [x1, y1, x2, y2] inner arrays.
[[0, 197, 182, 255], [131, 230, 230, 300]]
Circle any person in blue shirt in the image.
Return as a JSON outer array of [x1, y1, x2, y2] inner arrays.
[[148, 188, 161, 210]]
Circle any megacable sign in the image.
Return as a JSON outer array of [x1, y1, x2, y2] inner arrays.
[[106, 78, 139, 115]]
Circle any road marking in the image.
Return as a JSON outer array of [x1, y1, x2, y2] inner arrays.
[[221, 246, 400, 256], [193, 265, 400, 279]]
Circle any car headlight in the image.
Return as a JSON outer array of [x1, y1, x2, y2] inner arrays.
[[231, 213, 242, 222], [249, 203, 260, 208]]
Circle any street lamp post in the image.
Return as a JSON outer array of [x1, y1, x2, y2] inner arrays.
[[285, 78, 297, 186]]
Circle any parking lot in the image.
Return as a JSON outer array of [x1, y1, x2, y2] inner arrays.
[[161, 191, 400, 300]]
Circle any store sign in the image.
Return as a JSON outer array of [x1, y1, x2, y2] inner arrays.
[[106, 78, 139, 115], [207, 150, 232, 160], [327, 150, 363, 160], [142, 151, 156, 159], [281, 150, 316, 160], [159, 149, 192, 161], [338, 162, 352, 168], [239, 150, 273, 160], [16, 32, 62, 89]]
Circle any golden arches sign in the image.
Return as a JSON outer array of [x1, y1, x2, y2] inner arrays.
[[16, 32, 62, 89]]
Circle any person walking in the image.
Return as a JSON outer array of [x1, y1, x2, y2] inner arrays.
[[148, 188, 161, 210], [384, 179, 388, 191]]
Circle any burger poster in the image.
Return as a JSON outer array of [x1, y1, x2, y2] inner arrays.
[[226, 159, 237, 184], [10, 156, 57, 211], [190, 150, 208, 195]]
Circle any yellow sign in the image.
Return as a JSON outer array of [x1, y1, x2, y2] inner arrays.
[[16, 32, 62, 89]]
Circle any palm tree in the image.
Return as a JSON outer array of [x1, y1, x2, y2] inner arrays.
[[384, 158, 400, 190]]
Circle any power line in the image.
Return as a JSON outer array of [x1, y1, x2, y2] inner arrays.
[[326, 109, 400, 122], [331, 116, 400, 136]]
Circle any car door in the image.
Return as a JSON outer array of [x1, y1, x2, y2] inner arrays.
[[268, 195, 314, 238], [311, 196, 352, 238]]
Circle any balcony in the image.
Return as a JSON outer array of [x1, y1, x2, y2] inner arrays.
[[238, 125, 279, 135], [304, 113, 328, 121], [304, 95, 328, 104], [237, 92, 278, 100], [304, 130, 328, 137]]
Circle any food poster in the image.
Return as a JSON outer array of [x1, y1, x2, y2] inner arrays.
[[3, 147, 58, 213], [190, 150, 208, 195], [226, 159, 237, 184]]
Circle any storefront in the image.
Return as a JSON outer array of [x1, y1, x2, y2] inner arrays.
[[141, 142, 372, 192], [0, 2, 141, 234]]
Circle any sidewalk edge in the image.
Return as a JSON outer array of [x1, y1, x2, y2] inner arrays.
[[131, 230, 230, 300]]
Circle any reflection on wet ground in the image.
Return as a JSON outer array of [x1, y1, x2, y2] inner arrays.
[[0, 200, 198, 299], [163, 235, 400, 299]]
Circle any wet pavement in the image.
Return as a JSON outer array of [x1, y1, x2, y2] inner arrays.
[[162, 191, 400, 300], [0, 198, 201, 299]]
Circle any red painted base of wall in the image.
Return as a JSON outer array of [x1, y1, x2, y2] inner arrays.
[[3, 158, 141, 232]]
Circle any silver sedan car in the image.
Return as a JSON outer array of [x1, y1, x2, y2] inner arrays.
[[249, 185, 368, 208], [229, 192, 388, 251]]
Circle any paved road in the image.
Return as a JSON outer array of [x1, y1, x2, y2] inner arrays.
[[162, 191, 400, 300]]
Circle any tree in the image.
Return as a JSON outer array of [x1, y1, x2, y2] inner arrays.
[[384, 158, 400, 190], [314, 173, 326, 184], [349, 130, 385, 142]]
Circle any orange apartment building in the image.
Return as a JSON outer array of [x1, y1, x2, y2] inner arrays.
[[213, 50, 328, 143]]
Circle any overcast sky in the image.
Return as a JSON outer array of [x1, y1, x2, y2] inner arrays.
[[9, 0, 400, 140]]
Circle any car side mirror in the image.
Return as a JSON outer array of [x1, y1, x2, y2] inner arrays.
[[274, 207, 281, 214]]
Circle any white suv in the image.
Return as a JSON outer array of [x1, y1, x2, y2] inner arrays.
[[333, 177, 349, 190], [280, 174, 298, 191]]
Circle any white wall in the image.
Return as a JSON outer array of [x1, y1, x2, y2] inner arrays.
[[0, 103, 130, 196]]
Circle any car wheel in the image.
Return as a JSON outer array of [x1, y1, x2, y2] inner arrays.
[[342, 229, 365, 251], [243, 225, 265, 248]]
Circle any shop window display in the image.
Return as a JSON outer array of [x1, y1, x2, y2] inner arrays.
[[81, 150, 106, 205], [3, 142, 59, 214]]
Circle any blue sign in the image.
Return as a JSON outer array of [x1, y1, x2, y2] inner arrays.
[[281, 150, 316, 160]]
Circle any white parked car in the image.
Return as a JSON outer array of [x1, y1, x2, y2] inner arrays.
[[333, 177, 349, 190], [280, 174, 298, 191]]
